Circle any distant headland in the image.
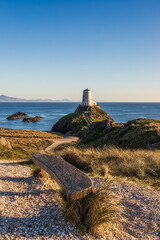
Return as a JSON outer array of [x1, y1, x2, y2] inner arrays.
[[0, 95, 70, 103]]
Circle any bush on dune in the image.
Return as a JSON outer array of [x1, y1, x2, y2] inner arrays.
[[56, 146, 160, 180], [105, 147, 160, 179], [57, 146, 108, 177], [63, 186, 118, 233]]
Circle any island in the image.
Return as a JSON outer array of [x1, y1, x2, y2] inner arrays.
[[7, 112, 28, 120]]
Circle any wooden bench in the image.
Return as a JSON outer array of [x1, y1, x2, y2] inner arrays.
[[32, 154, 93, 202]]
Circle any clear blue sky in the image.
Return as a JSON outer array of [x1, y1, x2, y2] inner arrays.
[[0, 0, 160, 102]]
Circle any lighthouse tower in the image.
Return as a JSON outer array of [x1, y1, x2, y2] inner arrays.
[[82, 89, 92, 106], [76, 88, 99, 111], [82, 88, 97, 106]]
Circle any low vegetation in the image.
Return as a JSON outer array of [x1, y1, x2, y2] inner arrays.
[[62, 186, 118, 234], [82, 118, 160, 149], [55, 145, 160, 188], [51, 106, 114, 136], [0, 128, 61, 160]]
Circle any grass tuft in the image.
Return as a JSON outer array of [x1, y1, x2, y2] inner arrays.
[[63, 186, 118, 233], [33, 167, 42, 177]]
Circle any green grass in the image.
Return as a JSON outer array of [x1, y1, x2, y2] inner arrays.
[[51, 106, 114, 136], [88, 107, 114, 123], [81, 118, 160, 149]]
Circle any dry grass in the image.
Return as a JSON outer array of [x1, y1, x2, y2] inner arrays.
[[0, 128, 62, 139], [63, 186, 118, 234], [55, 146, 160, 187], [57, 146, 107, 177], [0, 128, 61, 160]]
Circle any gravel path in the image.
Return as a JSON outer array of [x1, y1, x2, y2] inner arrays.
[[84, 113, 92, 126], [0, 160, 92, 240], [45, 137, 79, 152], [0, 160, 160, 239], [112, 181, 160, 239]]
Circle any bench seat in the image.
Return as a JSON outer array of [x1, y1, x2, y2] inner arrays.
[[32, 154, 93, 202]]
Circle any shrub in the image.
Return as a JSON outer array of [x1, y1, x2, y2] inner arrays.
[[61, 148, 93, 173], [56, 146, 160, 182], [58, 146, 108, 177], [63, 186, 118, 233]]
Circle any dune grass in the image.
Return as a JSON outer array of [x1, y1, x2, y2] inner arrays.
[[0, 128, 61, 160], [55, 145, 160, 187], [62, 186, 118, 234]]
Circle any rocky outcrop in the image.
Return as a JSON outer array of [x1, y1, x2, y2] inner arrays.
[[75, 105, 100, 112], [0, 137, 12, 149], [81, 119, 115, 144], [23, 116, 43, 123], [81, 118, 160, 149], [51, 106, 115, 137], [7, 112, 28, 120], [51, 115, 79, 135]]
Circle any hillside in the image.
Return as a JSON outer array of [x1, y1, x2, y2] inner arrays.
[[0, 128, 61, 159], [81, 118, 160, 149], [51, 106, 160, 149], [51, 106, 115, 136]]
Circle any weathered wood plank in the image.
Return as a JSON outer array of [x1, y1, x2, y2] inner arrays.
[[32, 154, 93, 202]]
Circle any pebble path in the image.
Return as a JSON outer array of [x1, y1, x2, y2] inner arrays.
[[0, 160, 160, 239], [0, 160, 94, 240]]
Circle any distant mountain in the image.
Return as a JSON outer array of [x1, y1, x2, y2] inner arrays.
[[0, 95, 70, 102]]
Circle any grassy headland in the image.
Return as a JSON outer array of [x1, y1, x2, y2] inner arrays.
[[82, 118, 160, 149], [0, 128, 61, 160], [51, 106, 114, 137]]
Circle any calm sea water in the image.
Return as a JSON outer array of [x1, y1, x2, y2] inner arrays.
[[0, 102, 160, 131]]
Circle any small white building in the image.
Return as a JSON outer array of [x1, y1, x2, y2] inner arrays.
[[82, 89, 97, 107]]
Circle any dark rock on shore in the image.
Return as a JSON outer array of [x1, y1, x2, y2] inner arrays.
[[23, 116, 43, 123], [7, 112, 28, 120]]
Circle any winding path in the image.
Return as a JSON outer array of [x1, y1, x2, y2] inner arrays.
[[84, 112, 92, 126], [45, 136, 79, 152]]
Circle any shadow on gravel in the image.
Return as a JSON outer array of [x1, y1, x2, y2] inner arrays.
[[0, 205, 65, 238], [0, 189, 57, 197], [0, 176, 34, 183], [0, 162, 21, 166]]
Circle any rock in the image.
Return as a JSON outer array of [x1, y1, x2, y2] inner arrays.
[[51, 117, 77, 135], [51, 106, 114, 137], [0, 137, 12, 149], [7, 112, 28, 120], [23, 116, 43, 123], [90, 119, 114, 131]]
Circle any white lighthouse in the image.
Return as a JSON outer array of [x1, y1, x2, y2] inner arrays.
[[82, 89, 97, 107], [76, 88, 99, 112]]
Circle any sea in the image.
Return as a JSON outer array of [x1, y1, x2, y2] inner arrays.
[[0, 102, 160, 131]]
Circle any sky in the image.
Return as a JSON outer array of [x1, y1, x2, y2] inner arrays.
[[0, 0, 160, 102]]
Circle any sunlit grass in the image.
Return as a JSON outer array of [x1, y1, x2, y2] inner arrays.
[[0, 128, 61, 160], [55, 145, 160, 187], [62, 186, 118, 234]]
